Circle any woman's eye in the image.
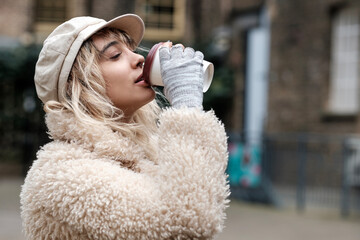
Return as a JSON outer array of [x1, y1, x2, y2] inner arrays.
[[110, 53, 121, 60]]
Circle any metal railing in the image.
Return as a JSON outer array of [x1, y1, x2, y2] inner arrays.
[[228, 132, 360, 217]]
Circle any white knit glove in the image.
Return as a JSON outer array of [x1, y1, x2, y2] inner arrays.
[[159, 45, 204, 108]]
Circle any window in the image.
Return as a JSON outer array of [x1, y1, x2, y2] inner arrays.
[[327, 8, 360, 115], [135, 0, 185, 41], [33, 0, 69, 43], [35, 0, 67, 23], [143, 0, 175, 29]]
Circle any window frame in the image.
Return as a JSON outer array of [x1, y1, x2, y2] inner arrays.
[[135, 0, 186, 41], [35, 0, 68, 23], [326, 8, 360, 116]]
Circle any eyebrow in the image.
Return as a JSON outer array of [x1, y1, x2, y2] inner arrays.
[[100, 41, 120, 54]]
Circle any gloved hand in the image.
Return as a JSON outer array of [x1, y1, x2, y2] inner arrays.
[[159, 44, 204, 108]]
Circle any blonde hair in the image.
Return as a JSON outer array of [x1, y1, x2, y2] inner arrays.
[[44, 28, 160, 161]]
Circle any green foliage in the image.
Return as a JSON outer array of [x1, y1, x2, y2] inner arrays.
[[195, 40, 234, 121], [0, 44, 48, 166], [203, 66, 234, 107]]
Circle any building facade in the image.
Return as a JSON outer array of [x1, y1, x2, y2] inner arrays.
[[267, 0, 360, 135], [2, 0, 360, 136]]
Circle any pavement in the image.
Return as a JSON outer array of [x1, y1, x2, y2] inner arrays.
[[1, 177, 359, 240]]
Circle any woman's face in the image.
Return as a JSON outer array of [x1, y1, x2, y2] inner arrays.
[[92, 35, 155, 120]]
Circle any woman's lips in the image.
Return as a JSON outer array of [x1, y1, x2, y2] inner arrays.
[[135, 74, 144, 83], [135, 74, 150, 86]]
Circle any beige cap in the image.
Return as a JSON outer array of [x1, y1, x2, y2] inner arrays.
[[34, 14, 145, 103]]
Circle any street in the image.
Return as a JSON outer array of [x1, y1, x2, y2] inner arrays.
[[1, 178, 359, 240]]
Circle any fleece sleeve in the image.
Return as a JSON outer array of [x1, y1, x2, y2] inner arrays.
[[155, 107, 230, 238], [20, 108, 229, 240]]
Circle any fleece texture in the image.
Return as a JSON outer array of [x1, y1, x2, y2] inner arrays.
[[20, 107, 230, 240]]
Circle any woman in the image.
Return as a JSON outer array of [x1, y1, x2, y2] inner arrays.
[[20, 14, 229, 239]]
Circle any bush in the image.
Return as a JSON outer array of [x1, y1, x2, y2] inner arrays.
[[0, 44, 48, 170]]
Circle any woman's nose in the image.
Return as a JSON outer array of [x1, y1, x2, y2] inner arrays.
[[133, 52, 145, 69]]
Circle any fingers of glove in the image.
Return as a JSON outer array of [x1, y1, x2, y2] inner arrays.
[[159, 46, 171, 62], [170, 45, 184, 59], [183, 47, 195, 59], [194, 51, 204, 61]]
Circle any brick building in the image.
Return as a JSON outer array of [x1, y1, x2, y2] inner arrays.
[[2, 0, 360, 136]]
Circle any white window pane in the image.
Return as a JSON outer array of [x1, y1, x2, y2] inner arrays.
[[328, 8, 360, 115]]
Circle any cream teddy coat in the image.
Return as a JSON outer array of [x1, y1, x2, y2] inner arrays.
[[20, 107, 230, 240]]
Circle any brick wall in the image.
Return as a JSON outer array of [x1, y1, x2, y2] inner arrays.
[[3, 0, 360, 136], [267, 0, 360, 134], [0, 0, 33, 39]]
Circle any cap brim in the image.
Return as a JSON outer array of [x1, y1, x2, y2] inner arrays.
[[103, 14, 145, 47]]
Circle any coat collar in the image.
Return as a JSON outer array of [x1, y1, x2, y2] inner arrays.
[[45, 110, 147, 170]]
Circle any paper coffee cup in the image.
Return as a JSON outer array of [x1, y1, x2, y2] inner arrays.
[[143, 43, 214, 92]]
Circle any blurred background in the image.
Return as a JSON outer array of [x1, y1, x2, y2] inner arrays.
[[1, 0, 360, 239]]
